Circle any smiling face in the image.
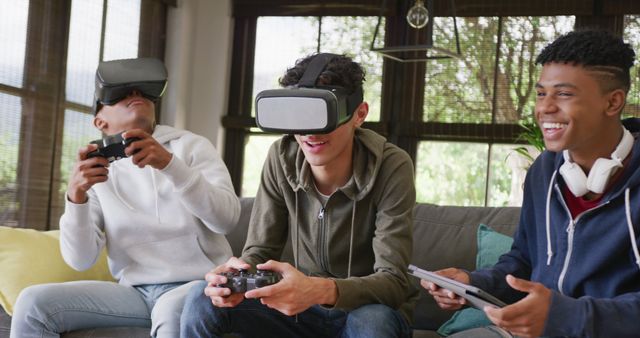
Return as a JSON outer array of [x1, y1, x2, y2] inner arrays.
[[294, 102, 368, 178], [94, 90, 156, 135], [535, 62, 626, 163]]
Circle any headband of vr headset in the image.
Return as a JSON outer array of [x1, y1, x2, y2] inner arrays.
[[255, 53, 364, 134], [93, 57, 168, 114]]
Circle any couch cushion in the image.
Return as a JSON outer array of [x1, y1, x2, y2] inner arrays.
[[0, 306, 9, 338], [1, 306, 152, 338], [0, 226, 113, 315], [225, 198, 255, 257], [410, 203, 520, 330], [62, 327, 150, 338]]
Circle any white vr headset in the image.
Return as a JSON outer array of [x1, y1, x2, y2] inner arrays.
[[559, 127, 634, 197], [255, 53, 363, 134]]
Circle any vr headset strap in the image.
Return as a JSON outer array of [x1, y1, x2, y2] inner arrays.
[[298, 53, 341, 87], [298, 53, 364, 117]]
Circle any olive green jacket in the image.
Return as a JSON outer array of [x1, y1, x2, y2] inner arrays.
[[240, 128, 418, 323]]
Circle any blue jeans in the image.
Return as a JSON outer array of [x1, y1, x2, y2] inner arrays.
[[180, 280, 411, 338], [10, 280, 198, 338]]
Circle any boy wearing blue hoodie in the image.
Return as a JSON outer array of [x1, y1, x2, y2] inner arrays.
[[423, 30, 640, 338]]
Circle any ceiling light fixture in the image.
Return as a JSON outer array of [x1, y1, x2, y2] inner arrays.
[[406, 0, 429, 29], [370, 0, 462, 63]]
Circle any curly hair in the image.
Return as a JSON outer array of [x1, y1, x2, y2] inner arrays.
[[278, 54, 366, 94], [536, 30, 636, 92]]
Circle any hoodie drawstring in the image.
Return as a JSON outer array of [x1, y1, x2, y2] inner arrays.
[[347, 201, 356, 278], [545, 171, 557, 265], [151, 170, 160, 222], [294, 192, 299, 271], [624, 188, 640, 270], [111, 164, 135, 211]]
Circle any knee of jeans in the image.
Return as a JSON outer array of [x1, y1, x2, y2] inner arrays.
[[151, 283, 195, 337], [150, 300, 178, 336], [345, 304, 407, 337], [12, 284, 57, 329], [349, 304, 396, 323], [180, 281, 212, 324]]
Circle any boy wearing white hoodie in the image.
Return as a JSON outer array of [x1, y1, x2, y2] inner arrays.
[[10, 58, 240, 338]]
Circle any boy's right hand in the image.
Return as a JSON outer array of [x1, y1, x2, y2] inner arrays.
[[67, 144, 110, 204], [204, 257, 251, 308], [421, 268, 471, 310]]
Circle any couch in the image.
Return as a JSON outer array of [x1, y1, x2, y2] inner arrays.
[[0, 198, 520, 338]]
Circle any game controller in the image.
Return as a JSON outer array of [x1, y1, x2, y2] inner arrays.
[[86, 133, 140, 162], [217, 269, 281, 293]]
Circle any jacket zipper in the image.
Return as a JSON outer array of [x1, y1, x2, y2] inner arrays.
[[317, 207, 329, 272], [557, 219, 575, 294], [554, 184, 610, 294]]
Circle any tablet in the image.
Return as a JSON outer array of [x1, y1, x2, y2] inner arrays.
[[408, 264, 507, 309]]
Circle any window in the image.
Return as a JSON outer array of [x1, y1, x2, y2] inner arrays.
[[418, 16, 573, 206], [623, 15, 640, 118], [242, 134, 281, 197], [0, 93, 23, 227], [0, 0, 167, 230], [0, 0, 29, 227]]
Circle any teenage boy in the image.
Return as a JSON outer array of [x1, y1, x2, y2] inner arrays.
[[10, 58, 240, 338], [423, 30, 640, 338], [181, 54, 417, 338]]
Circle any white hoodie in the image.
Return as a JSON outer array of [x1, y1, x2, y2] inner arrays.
[[59, 125, 240, 286]]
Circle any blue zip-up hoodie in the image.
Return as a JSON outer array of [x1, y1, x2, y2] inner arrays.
[[471, 118, 640, 338]]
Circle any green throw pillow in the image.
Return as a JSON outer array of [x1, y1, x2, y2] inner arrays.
[[436, 224, 514, 336], [476, 224, 514, 269]]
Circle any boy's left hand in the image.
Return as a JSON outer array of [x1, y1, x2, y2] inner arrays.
[[484, 274, 551, 338], [244, 260, 336, 316], [122, 129, 172, 169]]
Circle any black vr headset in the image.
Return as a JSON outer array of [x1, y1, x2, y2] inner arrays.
[[255, 53, 364, 134], [93, 57, 168, 114]]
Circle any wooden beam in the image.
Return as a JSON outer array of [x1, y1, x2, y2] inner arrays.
[[433, 0, 592, 17], [603, 0, 640, 15], [397, 122, 525, 143], [233, 0, 397, 17], [233, 0, 597, 18]]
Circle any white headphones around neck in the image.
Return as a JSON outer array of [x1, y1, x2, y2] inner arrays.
[[559, 127, 634, 197]]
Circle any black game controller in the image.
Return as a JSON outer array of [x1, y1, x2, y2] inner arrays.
[[86, 133, 140, 162], [217, 269, 281, 293]]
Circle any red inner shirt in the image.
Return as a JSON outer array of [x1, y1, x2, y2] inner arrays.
[[562, 186, 603, 219], [561, 160, 629, 219]]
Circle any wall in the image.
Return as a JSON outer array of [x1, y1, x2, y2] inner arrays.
[[162, 0, 233, 151]]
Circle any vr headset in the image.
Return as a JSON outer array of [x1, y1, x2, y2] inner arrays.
[[93, 57, 168, 114], [255, 53, 363, 134]]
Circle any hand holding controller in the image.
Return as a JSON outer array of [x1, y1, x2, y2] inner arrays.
[[86, 133, 140, 163], [217, 268, 282, 294]]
